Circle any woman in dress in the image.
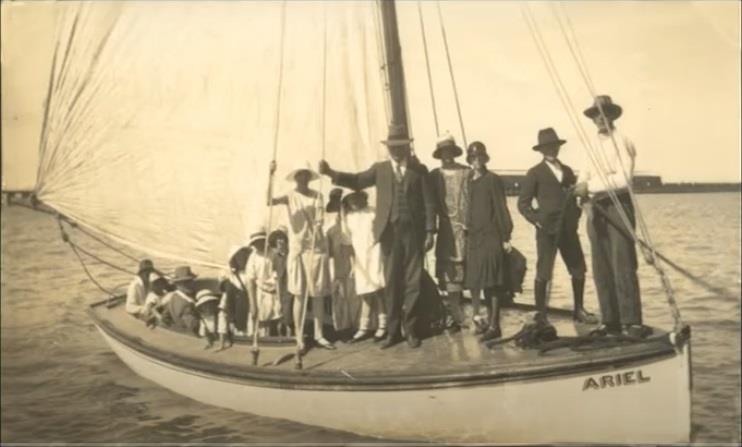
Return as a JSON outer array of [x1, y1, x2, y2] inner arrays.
[[244, 229, 282, 337], [269, 161, 334, 350], [465, 142, 513, 342]]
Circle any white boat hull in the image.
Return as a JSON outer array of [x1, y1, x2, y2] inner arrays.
[[97, 327, 691, 443]]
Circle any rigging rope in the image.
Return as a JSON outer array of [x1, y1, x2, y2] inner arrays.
[[548, 4, 683, 329], [416, 1, 440, 136], [436, 1, 467, 147], [295, 4, 330, 369]]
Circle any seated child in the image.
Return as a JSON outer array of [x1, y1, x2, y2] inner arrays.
[[342, 191, 387, 343]]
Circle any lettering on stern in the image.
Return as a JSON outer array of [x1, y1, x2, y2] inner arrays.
[[582, 370, 651, 391]]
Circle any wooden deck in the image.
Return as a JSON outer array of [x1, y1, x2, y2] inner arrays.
[[89, 293, 678, 390]]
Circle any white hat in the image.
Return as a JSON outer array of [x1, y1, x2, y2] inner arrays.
[[285, 161, 320, 182], [195, 289, 220, 307]]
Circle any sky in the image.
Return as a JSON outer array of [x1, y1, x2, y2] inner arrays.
[[2, 0, 740, 190]]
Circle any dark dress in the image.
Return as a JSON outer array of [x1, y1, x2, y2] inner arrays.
[[465, 171, 513, 290]]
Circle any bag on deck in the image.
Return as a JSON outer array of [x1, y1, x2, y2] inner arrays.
[[414, 270, 447, 337]]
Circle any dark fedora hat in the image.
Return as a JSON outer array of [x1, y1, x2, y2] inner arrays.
[[172, 265, 198, 283], [466, 141, 490, 163], [532, 128, 567, 151], [326, 188, 344, 213], [381, 123, 413, 147], [583, 95, 622, 120], [432, 133, 463, 159]]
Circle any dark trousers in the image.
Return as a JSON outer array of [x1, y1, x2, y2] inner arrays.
[[380, 220, 423, 339], [535, 229, 586, 281], [587, 195, 642, 326]]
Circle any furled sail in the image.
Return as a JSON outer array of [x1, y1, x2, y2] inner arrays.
[[36, 1, 389, 267]]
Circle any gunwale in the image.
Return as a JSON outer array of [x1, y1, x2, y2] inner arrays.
[[89, 293, 680, 392]]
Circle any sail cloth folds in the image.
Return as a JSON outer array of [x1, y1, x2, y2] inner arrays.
[[36, 1, 388, 268]]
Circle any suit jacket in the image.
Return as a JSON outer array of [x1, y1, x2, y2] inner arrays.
[[332, 159, 436, 243], [517, 160, 581, 235]]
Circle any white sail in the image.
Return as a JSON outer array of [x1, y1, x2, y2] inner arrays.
[[35, 1, 389, 267]]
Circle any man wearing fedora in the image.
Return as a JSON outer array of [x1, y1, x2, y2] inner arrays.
[[429, 133, 470, 332], [518, 128, 596, 325], [319, 123, 436, 349], [574, 95, 648, 338]]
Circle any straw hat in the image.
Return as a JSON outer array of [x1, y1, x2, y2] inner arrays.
[[583, 95, 622, 121], [247, 227, 268, 247], [285, 161, 320, 182], [432, 132, 463, 159], [195, 289, 220, 307]]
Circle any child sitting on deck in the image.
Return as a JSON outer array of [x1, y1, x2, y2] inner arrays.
[[342, 190, 387, 343]]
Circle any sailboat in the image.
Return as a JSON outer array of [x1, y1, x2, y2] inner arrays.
[[28, 0, 691, 442]]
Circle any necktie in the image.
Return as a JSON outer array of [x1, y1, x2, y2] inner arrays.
[[394, 163, 403, 182]]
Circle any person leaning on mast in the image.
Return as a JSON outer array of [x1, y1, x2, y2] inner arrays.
[[318, 124, 436, 349], [518, 128, 597, 326], [573, 95, 651, 339], [268, 162, 335, 351]]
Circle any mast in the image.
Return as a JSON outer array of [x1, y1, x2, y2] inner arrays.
[[378, 0, 410, 140]]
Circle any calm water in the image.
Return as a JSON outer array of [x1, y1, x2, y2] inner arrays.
[[2, 193, 740, 444]]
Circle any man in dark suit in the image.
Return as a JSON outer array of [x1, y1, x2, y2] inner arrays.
[[518, 128, 597, 324], [319, 124, 436, 349]]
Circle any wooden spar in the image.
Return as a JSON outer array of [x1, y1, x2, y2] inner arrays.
[[379, 0, 410, 138]]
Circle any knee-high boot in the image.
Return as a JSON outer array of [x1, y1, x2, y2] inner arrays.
[[572, 277, 598, 324], [534, 279, 549, 323]]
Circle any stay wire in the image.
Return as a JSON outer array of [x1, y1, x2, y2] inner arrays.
[[417, 1, 440, 136], [436, 1, 467, 148]]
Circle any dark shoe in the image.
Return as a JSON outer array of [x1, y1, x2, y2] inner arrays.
[[406, 334, 421, 349], [380, 335, 402, 350], [623, 324, 653, 339], [479, 327, 502, 343], [590, 323, 621, 337], [573, 308, 599, 324], [373, 331, 388, 343]]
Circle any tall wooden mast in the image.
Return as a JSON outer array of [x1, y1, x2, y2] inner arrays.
[[378, 0, 410, 140]]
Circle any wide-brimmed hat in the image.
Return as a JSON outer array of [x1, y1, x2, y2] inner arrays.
[[268, 225, 289, 246], [285, 162, 320, 182], [466, 141, 490, 163], [326, 188, 344, 213], [532, 128, 567, 151], [433, 133, 463, 159], [195, 289, 220, 307], [228, 245, 251, 272], [172, 265, 198, 283], [583, 95, 622, 121], [247, 227, 267, 247], [138, 259, 154, 274], [342, 190, 369, 210], [381, 123, 413, 147]]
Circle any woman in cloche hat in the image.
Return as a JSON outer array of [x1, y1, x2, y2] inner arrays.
[[465, 142, 514, 342]]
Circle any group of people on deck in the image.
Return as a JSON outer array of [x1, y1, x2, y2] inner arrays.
[[125, 94, 651, 352]]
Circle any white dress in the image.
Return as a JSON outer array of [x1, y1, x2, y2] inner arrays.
[[245, 252, 282, 321], [345, 208, 385, 296], [285, 189, 331, 298]]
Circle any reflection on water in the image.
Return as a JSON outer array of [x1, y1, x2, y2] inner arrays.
[[2, 193, 740, 443]]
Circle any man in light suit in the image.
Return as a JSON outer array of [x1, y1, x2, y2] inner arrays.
[[319, 124, 436, 349]]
